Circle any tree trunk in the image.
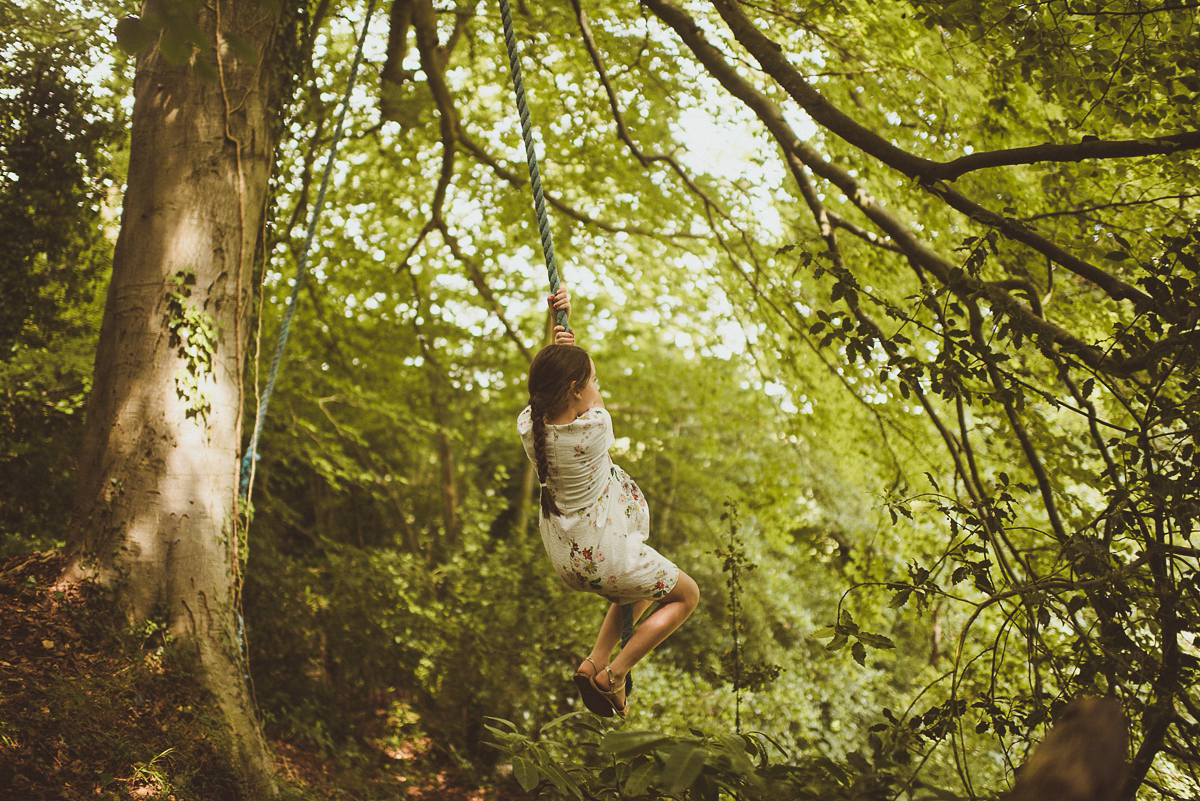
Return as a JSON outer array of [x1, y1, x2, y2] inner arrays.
[[65, 2, 282, 793]]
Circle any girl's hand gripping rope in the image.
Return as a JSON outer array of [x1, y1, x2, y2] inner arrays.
[[548, 286, 574, 345]]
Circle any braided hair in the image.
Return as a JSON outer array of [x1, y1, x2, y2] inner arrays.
[[528, 344, 592, 517]]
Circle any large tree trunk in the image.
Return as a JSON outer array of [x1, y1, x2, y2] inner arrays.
[[65, 2, 282, 793]]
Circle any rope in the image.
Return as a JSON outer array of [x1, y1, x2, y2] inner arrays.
[[620, 603, 634, 695], [239, 0, 379, 502], [497, 0, 568, 333], [499, 0, 633, 694]]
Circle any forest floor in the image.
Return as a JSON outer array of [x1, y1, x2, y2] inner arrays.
[[0, 552, 520, 801]]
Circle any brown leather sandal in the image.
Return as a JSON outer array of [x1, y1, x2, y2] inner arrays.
[[594, 666, 627, 720], [572, 657, 615, 717]]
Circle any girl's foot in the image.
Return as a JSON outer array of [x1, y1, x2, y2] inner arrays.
[[594, 666, 627, 719], [573, 657, 614, 717]]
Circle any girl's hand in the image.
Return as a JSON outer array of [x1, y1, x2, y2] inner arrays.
[[547, 286, 571, 317], [552, 325, 575, 345]]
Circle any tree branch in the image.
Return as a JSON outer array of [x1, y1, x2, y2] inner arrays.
[[940, 132, 1200, 181], [1066, 2, 1200, 15], [569, 0, 735, 225], [707, 0, 1179, 320], [826, 210, 905, 254], [921, 180, 1162, 313], [435, 221, 534, 362], [455, 126, 698, 239], [1020, 193, 1200, 222], [645, 0, 1186, 376], [411, 0, 456, 219]]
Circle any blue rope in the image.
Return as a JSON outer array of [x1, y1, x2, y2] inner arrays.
[[239, 0, 379, 502], [497, 0, 569, 333]]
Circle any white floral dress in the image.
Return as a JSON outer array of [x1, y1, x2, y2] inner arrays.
[[517, 406, 679, 603]]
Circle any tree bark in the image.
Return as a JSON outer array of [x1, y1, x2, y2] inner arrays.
[[65, 1, 282, 793]]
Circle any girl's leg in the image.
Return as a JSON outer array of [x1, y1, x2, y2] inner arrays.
[[578, 599, 651, 675], [594, 570, 700, 703]]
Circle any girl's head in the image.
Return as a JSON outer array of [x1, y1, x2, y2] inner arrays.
[[528, 344, 593, 420], [528, 344, 593, 517]]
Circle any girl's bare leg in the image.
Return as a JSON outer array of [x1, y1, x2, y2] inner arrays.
[[593, 571, 700, 705], [577, 599, 651, 675]]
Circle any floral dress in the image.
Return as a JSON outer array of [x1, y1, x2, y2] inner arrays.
[[517, 406, 679, 603]]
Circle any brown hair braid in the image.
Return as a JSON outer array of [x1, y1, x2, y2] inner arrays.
[[528, 344, 592, 517]]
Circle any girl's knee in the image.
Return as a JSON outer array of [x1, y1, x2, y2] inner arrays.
[[676, 571, 700, 611]]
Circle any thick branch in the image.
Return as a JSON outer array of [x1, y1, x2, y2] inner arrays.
[[707, 0, 1171, 318], [708, 0, 937, 177], [924, 181, 1159, 311], [645, 0, 1180, 376], [411, 0, 457, 217], [941, 132, 1200, 181], [381, 0, 413, 87], [711, 0, 1200, 184]]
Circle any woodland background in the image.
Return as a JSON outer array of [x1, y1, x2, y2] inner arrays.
[[1, 0, 1198, 798]]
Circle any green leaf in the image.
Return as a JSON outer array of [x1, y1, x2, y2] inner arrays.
[[223, 31, 260, 63], [624, 759, 657, 796], [601, 730, 673, 758], [540, 711, 583, 733], [115, 17, 155, 55], [857, 632, 896, 650], [158, 25, 192, 65], [483, 717, 518, 733], [851, 640, 867, 665], [540, 761, 582, 799], [192, 54, 217, 82], [846, 748, 871, 774], [661, 742, 706, 794], [513, 756, 540, 792], [140, 10, 166, 30], [180, 18, 212, 53]]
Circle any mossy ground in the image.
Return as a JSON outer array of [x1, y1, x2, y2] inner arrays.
[[0, 552, 520, 800]]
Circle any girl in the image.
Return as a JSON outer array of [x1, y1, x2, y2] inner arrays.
[[517, 290, 700, 719]]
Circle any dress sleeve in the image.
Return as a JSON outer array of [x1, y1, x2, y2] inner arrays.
[[597, 408, 616, 452], [516, 406, 537, 466], [577, 407, 615, 455]]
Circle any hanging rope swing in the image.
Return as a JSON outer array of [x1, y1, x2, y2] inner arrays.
[[236, 0, 636, 702], [239, 0, 379, 504], [497, 0, 638, 691]]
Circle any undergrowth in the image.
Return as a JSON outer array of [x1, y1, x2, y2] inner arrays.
[[0, 550, 510, 801], [0, 551, 242, 799]]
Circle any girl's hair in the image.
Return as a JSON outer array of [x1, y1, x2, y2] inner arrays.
[[528, 344, 592, 517]]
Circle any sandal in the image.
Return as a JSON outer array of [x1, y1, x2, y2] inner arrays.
[[573, 657, 615, 717], [594, 666, 628, 720]]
